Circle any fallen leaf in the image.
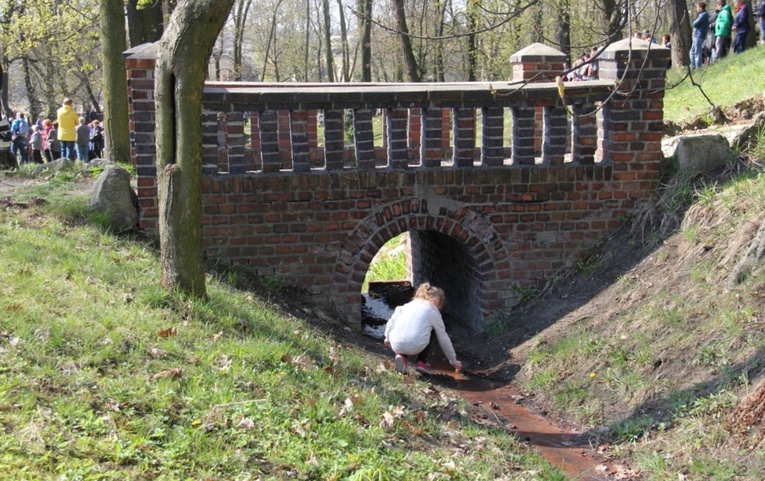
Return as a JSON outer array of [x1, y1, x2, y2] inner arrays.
[[280, 353, 292, 363], [215, 354, 232, 371], [237, 417, 255, 429], [213, 331, 223, 341], [5, 304, 23, 312], [150, 368, 182, 381], [158, 327, 177, 338], [149, 347, 168, 359], [380, 411, 395, 431]]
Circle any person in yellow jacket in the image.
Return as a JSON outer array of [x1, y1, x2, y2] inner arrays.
[[56, 98, 78, 160]]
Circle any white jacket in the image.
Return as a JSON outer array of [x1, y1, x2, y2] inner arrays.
[[384, 299, 457, 365]]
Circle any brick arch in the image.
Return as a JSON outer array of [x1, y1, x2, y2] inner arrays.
[[333, 198, 511, 331]]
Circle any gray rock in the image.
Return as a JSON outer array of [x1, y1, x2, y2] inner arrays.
[[32, 157, 75, 175], [731, 111, 765, 152], [88, 165, 138, 232], [662, 134, 732, 175]]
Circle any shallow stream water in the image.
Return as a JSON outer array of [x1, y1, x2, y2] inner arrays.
[[361, 281, 618, 480]]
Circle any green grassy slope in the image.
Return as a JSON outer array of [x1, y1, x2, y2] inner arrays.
[[510, 50, 765, 480], [663, 46, 765, 124], [0, 168, 560, 480]]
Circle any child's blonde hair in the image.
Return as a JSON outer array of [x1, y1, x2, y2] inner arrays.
[[413, 282, 445, 308]]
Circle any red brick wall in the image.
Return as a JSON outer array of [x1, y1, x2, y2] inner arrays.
[[125, 40, 669, 331]]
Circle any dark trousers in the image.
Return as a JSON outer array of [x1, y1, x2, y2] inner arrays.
[[733, 32, 748, 54]]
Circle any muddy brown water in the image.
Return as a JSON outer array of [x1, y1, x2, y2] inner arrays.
[[363, 283, 615, 480]]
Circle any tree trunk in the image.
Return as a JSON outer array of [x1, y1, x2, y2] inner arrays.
[[358, 0, 372, 82], [155, 0, 236, 297], [126, 0, 164, 47], [22, 57, 42, 122], [555, 0, 572, 62], [336, 0, 350, 81], [233, 0, 253, 81], [599, 0, 624, 42], [466, 0, 478, 81], [669, 0, 691, 67], [322, 0, 336, 82], [391, 0, 419, 82], [100, 0, 132, 164]]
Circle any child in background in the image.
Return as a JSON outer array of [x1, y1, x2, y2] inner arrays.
[[28, 125, 44, 164], [384, 282, 462, 375]]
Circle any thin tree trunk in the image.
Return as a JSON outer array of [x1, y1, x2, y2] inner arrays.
[[466, 0, 478, 81], [233, 0, 253, 81], [336, 0, 350, 81], [22, 57, 42, 122], [155, 0, 236, 297], [358, 0, 372, 82], [322, 0, 336, 82], [261, 0, 285, 82], [555, 0, 571, 62], [303, 0, 309, 80], [100, 0, 132, 163], [391, 0, 420, 82]]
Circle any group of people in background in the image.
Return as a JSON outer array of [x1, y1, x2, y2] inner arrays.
[[564, 46, 600, 82], [7, 98, 104, 166], [691, 0, 765, 69]]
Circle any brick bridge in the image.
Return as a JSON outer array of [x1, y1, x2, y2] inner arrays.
[[124, 40, 669, 332]]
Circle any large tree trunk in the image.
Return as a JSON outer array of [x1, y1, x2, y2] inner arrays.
[[156, 0, 236, 297], [669, 0, 691, 67], [126, 0, 164, 47], [100, 0, 132, 164], [599, 0, 624, 42], [391, 0, 419, 82]]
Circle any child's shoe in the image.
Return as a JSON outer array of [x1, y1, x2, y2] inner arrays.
[[394, 354, 408, 373], [415, 361, 432, 375]]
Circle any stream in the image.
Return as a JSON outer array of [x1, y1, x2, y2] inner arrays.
[[361, 282, 619, 480]]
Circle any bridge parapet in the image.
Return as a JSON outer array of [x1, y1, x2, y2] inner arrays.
[[124, 40, 669, 330]]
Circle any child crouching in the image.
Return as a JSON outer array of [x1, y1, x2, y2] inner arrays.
[[384, 282, 462, 374]]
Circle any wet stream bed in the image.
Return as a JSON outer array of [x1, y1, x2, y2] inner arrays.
[[361, 281, 624, 480]]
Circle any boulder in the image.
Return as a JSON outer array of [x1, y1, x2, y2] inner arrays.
[[730, 111, 765, 152], [32, 157, 74, 175], [662, 133, 732, 175], [88, 165, 138, 232]]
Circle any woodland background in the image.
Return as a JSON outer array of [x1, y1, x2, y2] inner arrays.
[[0, 0, 735, 118]]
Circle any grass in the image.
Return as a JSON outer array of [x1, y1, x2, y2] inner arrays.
[[515, 148, 765, 478], [362, 233, 408, 292], [663, 46, 765, 123], [0, 171, 561, 479]]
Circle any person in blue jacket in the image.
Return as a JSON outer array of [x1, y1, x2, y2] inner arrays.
[[758, 0, 765, 43], [731, 0, 752, 53], [691, 1, 711, 68]]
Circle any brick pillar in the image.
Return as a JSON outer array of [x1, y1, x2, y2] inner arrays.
[[386, 108, 409, 169], [353, 108, 375, 169], [227, 111, 245, 174], [323, 109, 345, 170], [420, 108, 443, 168], [572, 103, 597, 164], [291, 109, 310, 172], [452, 107, 476, 168], [480, 107, 504, 167], [598, 39, 669, 191], [124, 43, 158, 232], [510, 43, 566, 160]]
